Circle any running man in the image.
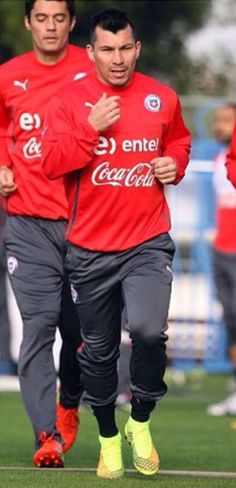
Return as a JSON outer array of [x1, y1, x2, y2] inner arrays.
[[42, 8, 191, 478], [0, 0, 92, 468]]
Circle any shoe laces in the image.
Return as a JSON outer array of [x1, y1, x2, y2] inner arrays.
[[38, 431, 54, 445]]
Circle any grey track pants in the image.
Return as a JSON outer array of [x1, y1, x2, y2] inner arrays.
[[213, 249, 236, 346], [0, 239, 12, 362], [65, 233, 175, 407], [4, 216, 82, 443]]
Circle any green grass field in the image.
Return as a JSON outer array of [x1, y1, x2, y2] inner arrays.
[[0, 372, 236, 487]]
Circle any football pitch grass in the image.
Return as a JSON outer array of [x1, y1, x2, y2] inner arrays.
[[0, 372, 236, 487]]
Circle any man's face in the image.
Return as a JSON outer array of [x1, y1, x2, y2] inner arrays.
[[87, 25, 141, 87], [24, 0, 75, 62], [213, 106, 236, 144]]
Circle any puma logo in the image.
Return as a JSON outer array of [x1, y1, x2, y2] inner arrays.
[[13, 79, 29, 92], [73, 72, 86, 81], [84, 101, 94, 108]]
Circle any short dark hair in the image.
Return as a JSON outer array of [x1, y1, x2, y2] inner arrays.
[[89, 8, 137, 45], [25, 0, 76, 20]]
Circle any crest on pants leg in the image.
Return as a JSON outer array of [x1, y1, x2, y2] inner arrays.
[[7, 256, 18, 275], [70, 284, 80, 304]]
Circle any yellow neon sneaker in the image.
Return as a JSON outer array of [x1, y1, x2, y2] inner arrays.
[[124, 417, 159, 476], [97, 432, 124, 479]]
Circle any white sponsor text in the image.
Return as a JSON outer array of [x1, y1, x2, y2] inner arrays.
[[91, 162, 155, 187], [23, 137, 42, 159]]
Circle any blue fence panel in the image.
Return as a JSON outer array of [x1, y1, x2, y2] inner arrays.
[[166, 157, 231, 372]]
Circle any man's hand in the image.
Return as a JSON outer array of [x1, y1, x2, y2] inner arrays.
[[88, 92, 120, 132], [0, 166, 17, 196], [151, 157, 177, 184]]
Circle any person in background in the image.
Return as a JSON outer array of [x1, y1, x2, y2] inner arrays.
[[42, 8, 190, 478], [226, 113, 236, 187], [207, 103, 236, 416], [0, 203, 17, 376], [0, 0, 92, 468]]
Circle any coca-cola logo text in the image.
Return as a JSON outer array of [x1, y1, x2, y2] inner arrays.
[[91, 162, 155, 187], [23, 137, 42, 159]]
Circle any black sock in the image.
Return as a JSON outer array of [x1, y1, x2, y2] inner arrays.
[[131, 397, 156, 422], [92, 403, 118, 437]]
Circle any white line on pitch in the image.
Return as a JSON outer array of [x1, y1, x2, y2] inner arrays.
[[0, 467, 236, 478]]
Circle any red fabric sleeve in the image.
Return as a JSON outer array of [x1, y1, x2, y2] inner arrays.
[[162, 96, 191, 184], [0, 94, 12, 168], [226, 123, 236, 188], [42, 95, 99, 179]]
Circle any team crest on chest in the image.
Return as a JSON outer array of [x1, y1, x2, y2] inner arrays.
[[144, 94, 161, 112]]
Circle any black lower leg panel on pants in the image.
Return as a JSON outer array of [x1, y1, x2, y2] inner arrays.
[[92, 403, 118, 437]]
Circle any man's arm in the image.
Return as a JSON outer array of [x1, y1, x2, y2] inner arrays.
[[0, 94, 16, 196], [151, 96, 191, 185], [226, 123, 236, 188], [42, 92, 120, 179]]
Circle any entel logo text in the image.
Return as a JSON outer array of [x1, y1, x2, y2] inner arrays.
[[94, 136, 159, 155], [19, 112, 41, 131]]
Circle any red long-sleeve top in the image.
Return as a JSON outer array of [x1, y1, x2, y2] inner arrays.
[[0, 45, 92, 219], [226, 122, 236, 189], [42, 71, 191, 251], [213, 147, 236, 252]]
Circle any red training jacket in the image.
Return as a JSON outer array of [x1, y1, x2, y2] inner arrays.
[[0, 45, 92, 219], [213, 147, 236, 252], [226, 122, 236, 189], [42, 71, 191, 251]]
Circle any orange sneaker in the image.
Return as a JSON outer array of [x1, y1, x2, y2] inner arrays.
[[56, 404, 79, 452], [33, 432, 64, 468]]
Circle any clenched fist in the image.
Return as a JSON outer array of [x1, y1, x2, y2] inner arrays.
[[0, 166, 17, 196], [151, 157, 177, 184]]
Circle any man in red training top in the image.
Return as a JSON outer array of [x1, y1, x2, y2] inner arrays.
[[42, 8, 191, 478], [0, 0, 92, 468], [226, 119, 236, 186], [206, 104, 236, 417]]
